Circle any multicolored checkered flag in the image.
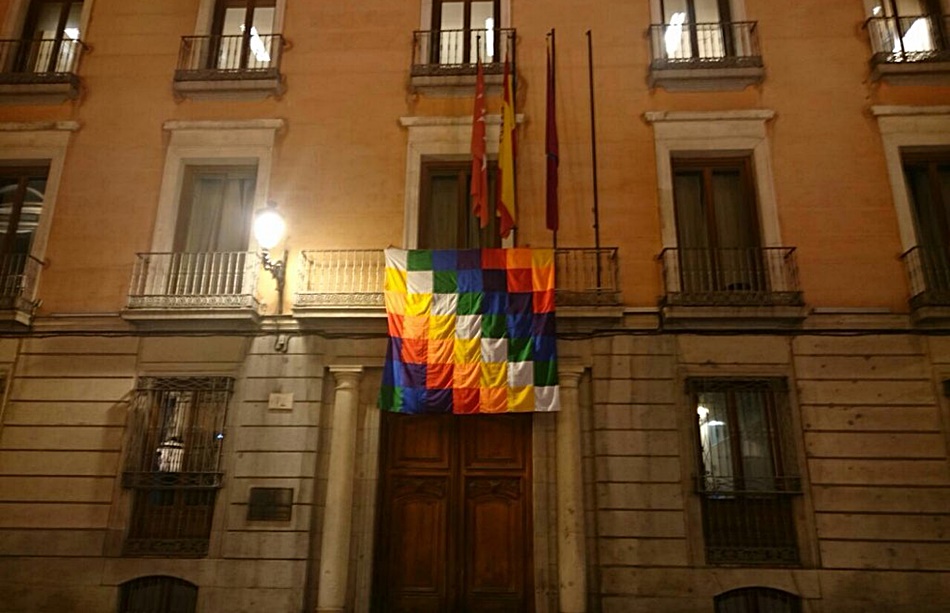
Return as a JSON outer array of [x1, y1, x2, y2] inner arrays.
[[378, 248, 560, 414]]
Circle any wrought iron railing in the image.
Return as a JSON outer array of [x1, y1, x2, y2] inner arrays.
[[649, 21, 762, 69], [866, 15, 950, 64], [0, 253, 42, 312], [127, 251, 260, 310], [659, 247, 803, 307], [697, 476, 801, 566], [0, 37, 84, 83], [901, 245, 950, 309], [124, 487, 218, 557], [555, 247, 621, 306], [412, 28, 515, 76], [296, 249, 385, 308], [175, 33, 284, 80], [294, 248, 621, 308]]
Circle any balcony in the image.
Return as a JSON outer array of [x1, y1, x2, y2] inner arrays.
[[698, 476, 801, 566], [0, 254, 42, 325], [173, 33, 285, 99], [901, 245, 950, 322], [866, 15, 950, 84], [411, 28, 515, 92], [123, 251, 261, 325], [0, 38, 84, 103], [659, 247, 806, 326], [647, 21, 764, 91], [293, 248, 622, 329]]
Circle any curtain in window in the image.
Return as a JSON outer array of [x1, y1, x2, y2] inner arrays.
[[180, 170, 254, 253]]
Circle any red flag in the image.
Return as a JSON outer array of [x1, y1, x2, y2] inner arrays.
[[497, 56, 516, 238], [546, 35, 559, 233], [470, 58, 489, 228]]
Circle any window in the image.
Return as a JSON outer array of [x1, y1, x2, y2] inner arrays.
[[13, 0, 83, 74], [209, 0, 277, 72], [672, 156, 763, 295], [867, 0, 948, 62], [714, 588, 802, 613], [0, 165, 47, 307], [123, 377, 232, 556], [419, 160, 500, 249], [119, 576, 197, 613], [431, 0, 500, 65], [175, 165, 255, 253], [690, 378, 800, 565], [901, 150, 950, 306], [660, 0, 733, 61]]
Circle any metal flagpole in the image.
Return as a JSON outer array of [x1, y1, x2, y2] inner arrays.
[[586, 30, 602, 286]]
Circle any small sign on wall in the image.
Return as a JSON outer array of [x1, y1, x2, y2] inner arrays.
[[268, 392, 294, 411]]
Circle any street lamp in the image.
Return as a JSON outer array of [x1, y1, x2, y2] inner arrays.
[[253, 202, 287, 313]]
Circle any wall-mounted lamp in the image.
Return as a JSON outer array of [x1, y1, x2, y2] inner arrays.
[[253, 202, 287, 313]]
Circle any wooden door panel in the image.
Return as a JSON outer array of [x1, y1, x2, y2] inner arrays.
[[389, 413, 453, 470], [387, 476, 451, 611], [463, 415, 527, 470], [464, 477, 525, 603]]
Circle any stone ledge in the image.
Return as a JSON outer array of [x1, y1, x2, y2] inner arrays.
[[648, 65, 765, 92], [172, 77, 285, 101], [0, 81, 80, 105], [870, 60, 950, 86]]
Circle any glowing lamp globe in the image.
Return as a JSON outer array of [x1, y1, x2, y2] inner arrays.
[[253, 207, 286, 250]]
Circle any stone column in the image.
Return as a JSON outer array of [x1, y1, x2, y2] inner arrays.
[[556, 365, 588, 613], [316, 366, 364, 613]]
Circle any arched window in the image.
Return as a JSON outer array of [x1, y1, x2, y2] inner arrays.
[[119, 576, 197, 613], [715, 587, 801, 613]]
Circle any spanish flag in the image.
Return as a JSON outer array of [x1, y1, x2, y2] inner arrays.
[[497, 56, 516, 238]]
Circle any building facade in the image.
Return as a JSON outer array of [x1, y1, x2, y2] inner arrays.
[[0, 0, 948, 612]]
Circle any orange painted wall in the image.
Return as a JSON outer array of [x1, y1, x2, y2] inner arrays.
[[1, 0, 947, 314]]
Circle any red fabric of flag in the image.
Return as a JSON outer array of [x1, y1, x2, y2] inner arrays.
[[545, 37, 559, 233], [470, 58, 489, 228], [498, 56, 516, 238]]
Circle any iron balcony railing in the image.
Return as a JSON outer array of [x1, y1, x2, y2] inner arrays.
[[0, 37, 84, 84], [866, 14, 950, 64], [659, 247, 803, 307], [175, 33, 284, 81], [127, 251, 261, 311], [124, 487, 218, 557], [412, 28, 515, 77], [294, 248, 622, 308], [0, 253, 42, 312], [901, 245, 950, 309], [649, 21, 762, 69], [698, 475, 801, 566]]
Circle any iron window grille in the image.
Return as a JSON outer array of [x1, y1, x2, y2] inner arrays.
[[123, 377, 233, 557], [119, 576, 197, 613], [688, 378, 802, 566]]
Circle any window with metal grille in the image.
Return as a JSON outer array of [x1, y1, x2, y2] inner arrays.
[[247, 487, 293, 521], [689, 378, 801, 565], [714, 587, 802, 613], [119, 576, 197, 613], [123, 377, 232, 557]]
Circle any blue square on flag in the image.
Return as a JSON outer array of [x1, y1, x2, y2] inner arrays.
[[484, 292, 508, 315], [508, 313, 533, 338], [458, 269, 483, 293], [432, 250, 458, 271]]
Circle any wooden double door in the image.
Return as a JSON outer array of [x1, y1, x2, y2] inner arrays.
[[372, 412, 533, 613]]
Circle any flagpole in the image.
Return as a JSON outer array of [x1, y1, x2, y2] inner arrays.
[[549, 29, 558, 250], [586, 29, 602, 287]]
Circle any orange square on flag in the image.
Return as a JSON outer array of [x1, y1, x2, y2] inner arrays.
[[429, 338, 454, 364], [531, 249, 555, 269], [482, 248, 507, 269], [453, 387, 479, 414], [480, 387, 508, 413], [533, 289, 555, 313], [507, 248, 533, 269], [533, 265, 555, 291], [402, 314, 428, 339], [387, 313, 405, 337], [401, 338, 428, 364], [507, 268, 533, 292], [426, 363, 453, 389], [454, 362, 480, 388]]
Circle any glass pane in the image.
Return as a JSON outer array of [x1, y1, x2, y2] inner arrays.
[[662, 0, 689, 22], [251, 6, 275, 34], [0, 174, 46, 255], [425, 174, 462, 249], [712, 169, 756, 248], [439, 2, 464, 64], [471, 2, 495, 61], [29, 3, 64, 37], [697, 391, 733, 490], [693, 0, 722, 23], [735, 390, 776, 490]]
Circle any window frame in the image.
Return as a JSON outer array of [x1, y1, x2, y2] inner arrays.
[[119, 576, 198, 613], [418, 158, 501, 249], [0, 0, 94, 40], [192, 0, 285, 37]]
